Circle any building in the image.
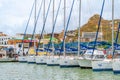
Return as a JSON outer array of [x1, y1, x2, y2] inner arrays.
[[82, 32, 102, 42], [0, 32, 12, 45]]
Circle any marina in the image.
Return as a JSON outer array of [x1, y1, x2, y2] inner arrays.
[[1, 0, 120, 79]]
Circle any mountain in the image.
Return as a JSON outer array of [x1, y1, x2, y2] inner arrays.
[[58, 14, 120, 43]]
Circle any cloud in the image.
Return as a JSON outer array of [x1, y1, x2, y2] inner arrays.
[[0, 0, 34, 35], [0, 0, 120, 35]]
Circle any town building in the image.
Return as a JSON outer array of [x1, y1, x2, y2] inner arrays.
[[81, 32, 102, 42], [0, 32, 12, 45]]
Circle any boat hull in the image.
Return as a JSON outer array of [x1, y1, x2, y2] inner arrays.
[[112, 59, 120, 74], [35, 56, 47, 64], [46, 56, 60, 66], [60, 57, 79, 68], [27, 56, 36, 64], [18, 56, 27, 63], [92, 59, 112, 71], [78, 59, 92, 69]]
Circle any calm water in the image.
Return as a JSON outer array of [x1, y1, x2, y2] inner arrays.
[[0, 63, 120, 80]]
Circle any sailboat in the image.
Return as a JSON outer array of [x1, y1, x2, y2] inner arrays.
[[78, 0, 107, 68], [27, 0, 37, 64], [18, 1, 35, 63], [46, 0, 61, 66], [35, 34, 48, 64], [59, 0, 79, 68], [27, 0, 43, 63], [36, 0, 52, 64], [112, 59, 120, 74], [111, 0, 120, 74], [18, 44, 27, 63], [112, 24, 120, 74], [91, 0, 113, 71], [35, 45, 47, 64], [35, 0, 46, 64]]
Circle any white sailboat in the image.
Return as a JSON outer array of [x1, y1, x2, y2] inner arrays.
[[27, 0, 37, 64], [112, 0, 120, 74], [92, 0, 114, 71], [35, 42, 48, 64], [35, 0, 47, 65], [78, 49, 106, 68], [92, 50, 112, 71], [18, 1, 34, 62], [77, 0, 84, 68], [91, 0, 113, 71], [18, 44, 27, 62], [78, 0, 107, 69], [46, 0, 61, 66], [112, 58, 120, 74], [27, 0, 47, 64], [18, 48, 27, 63], [59, 0, 79, 68]]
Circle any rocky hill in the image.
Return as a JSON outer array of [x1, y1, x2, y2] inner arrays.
[[58, 14, 120, 42]]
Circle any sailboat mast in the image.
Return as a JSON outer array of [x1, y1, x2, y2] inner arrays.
[[34, 0, 37, 48], [52, 0, 55, 54], [43, 0, 45, 49], [63, 0, 66, 57], [112, 0, 114, 58], [78, 0, 81, 57]]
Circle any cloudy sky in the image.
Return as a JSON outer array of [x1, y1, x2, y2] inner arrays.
[[0, 0, 119, 35]]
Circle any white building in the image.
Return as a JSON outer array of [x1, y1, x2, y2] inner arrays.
[[0, 36, 12, 45], [82, 32, 103, 42]]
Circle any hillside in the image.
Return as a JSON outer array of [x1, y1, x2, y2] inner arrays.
[[58, 14, 120, 42]]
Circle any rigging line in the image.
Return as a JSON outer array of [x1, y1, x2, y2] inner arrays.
[[60, 0, 75, 53], [113, 23, 120, 58], [27, 0, 44, 52], [18, 1, 35, 53], [47, 0, 62, 52], [92, 0, 105, 57], [36, 0, 52, 52]]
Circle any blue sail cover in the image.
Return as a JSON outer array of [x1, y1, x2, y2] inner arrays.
[[44, 48, 52, 52], [53, 42, 88, 54], [44, 41, 111, 54], [36, 48, 44, 52], [88, 41, 111, 46], [114, 43, 120, 50]]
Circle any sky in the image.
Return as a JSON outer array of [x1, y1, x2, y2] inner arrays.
[[0, 0, 120, 36]]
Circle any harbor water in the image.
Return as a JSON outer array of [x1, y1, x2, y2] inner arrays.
[[0, 62, 120, 80]]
